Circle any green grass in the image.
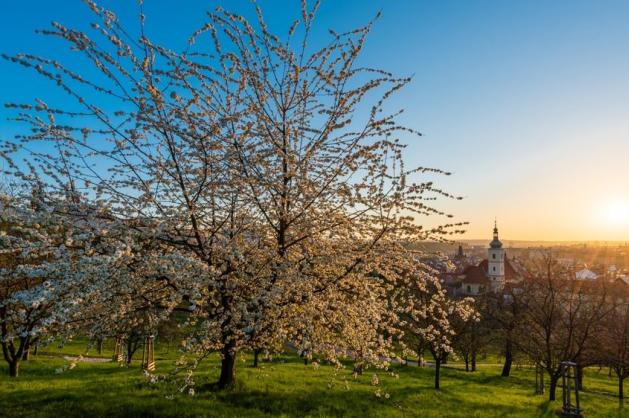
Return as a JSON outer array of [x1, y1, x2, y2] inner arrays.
[[0, 340, 626, 417]]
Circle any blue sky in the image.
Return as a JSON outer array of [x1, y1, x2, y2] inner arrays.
[[2, 0, 629, 241]]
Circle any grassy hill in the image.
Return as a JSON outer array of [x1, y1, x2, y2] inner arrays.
[[0, 340, 625, 417]]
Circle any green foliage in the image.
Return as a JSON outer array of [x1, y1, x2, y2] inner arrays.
[[0, 340, 625, 417]]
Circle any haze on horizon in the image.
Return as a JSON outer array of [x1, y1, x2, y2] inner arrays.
[[1, 0, 628, 242]]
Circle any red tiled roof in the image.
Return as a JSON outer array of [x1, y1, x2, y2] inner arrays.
[[461, 256, 524, 286], [505, 259, 523, 281], [461, 265, 490, 285], [478, 258, 521, 281]]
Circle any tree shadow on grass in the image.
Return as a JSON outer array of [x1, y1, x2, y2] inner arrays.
[[2, 358, 620, 418], [393, 363, 533, 390], [0, 375, 195, 418], [1, 361, 136, 381], [214, 385, 553, 418]]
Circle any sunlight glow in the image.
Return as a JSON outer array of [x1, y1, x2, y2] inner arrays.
[[600, 198, 629, 227]]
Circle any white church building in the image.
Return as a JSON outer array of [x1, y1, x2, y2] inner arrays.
[[455, 222, 524, 296]]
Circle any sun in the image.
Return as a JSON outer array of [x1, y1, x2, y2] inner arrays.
[[601, 198, 629, 227]]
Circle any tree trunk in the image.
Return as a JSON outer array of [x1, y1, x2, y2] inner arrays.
[[253, 349, 260, 368], [465, 356, 469, 372], [471, 352, 477, 372], [33, 344, 38, 356], [125, 336, 143, 365], [576, 365, 584, 391], [353, 362, 364, 375], [620, 376, 624, 400], [21, 347, 30, 361], [4, 338, 27, 377], [217, 347, 236, 389], [97, 338, 104, 355], [9, 360, 19, 378], [549, 375, 559, 401], [126, 341, 134, 364], [435, 358, 441, 390], [501, 340, 513, 377]]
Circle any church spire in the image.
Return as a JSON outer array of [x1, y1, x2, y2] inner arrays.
[[488, 219, 505, 291], [490, 219, 502, 248]]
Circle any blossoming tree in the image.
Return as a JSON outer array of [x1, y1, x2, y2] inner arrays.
[[1, 0, 463, 388], [0, 190, 116, 377], [396, 264, 476, 389]]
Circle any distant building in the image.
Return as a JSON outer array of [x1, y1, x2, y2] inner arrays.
[[487, 222, 506, 291], [456, 222, 525, 296], [451, 244, 471, 272], [454, 244, 466, 263], [575, 268, 598, 281], [616, 275, 629, 286]]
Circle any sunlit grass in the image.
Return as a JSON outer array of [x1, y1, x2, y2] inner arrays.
[[0, 340, 625, 417]]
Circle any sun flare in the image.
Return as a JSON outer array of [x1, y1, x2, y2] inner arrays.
[[601, 198, 629, 227]]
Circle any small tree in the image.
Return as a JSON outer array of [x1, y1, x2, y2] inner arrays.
[[399, 270, 476, 389], [0, 191, 112, 376], [483, 288, 523, 377], [515, 255, 610, 401], [84, 244, 188, 366], [455, 313, 490, 372], [599, 290, 629, 399]]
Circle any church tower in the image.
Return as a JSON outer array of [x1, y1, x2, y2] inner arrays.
[[487, 221, 505, 291]]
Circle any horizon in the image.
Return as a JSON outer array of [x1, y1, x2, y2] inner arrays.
[[459, 237, 629, 244], [1, 0, 629, 241]]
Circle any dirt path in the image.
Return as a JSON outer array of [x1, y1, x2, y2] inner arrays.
[[63, 355, 111, 363]]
